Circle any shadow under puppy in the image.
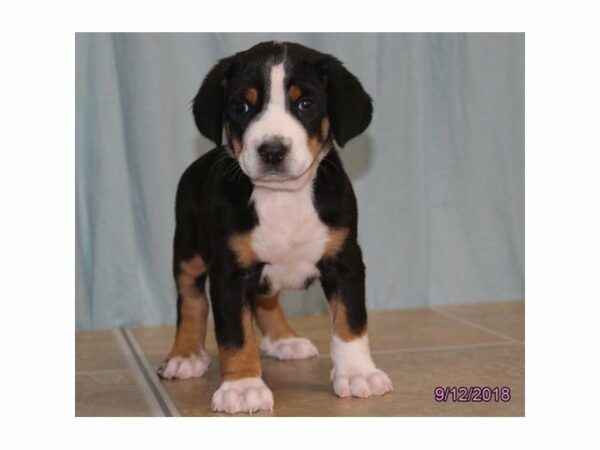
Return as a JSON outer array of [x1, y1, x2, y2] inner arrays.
[[158, 41, 393, 414]]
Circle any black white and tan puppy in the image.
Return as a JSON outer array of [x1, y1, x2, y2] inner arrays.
[[157, 41, 393, 414]]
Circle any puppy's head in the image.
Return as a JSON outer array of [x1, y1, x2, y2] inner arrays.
[[193, 41, 372, 186]]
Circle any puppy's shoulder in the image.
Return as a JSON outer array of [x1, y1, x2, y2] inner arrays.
[[314, 149, 358, 228], [178, 147, 222, 186]]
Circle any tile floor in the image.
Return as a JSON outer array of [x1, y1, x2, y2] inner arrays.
[[75, 300, 524, 416]]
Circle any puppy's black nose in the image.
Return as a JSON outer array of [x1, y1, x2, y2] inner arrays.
[[257, 142, 288, 165]]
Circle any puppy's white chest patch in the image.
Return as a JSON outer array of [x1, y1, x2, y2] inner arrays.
[[250, 183, 329, 292]]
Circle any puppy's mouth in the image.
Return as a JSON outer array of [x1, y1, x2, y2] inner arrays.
[[238, 154, 311, 183], [253, 155, 320, 182], [243, 156, 322, 191], [255, 168, 293, 181], [236, 141, 330, 190]]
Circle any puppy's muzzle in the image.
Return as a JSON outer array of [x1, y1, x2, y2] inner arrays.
[[257, 141, 289, 166]]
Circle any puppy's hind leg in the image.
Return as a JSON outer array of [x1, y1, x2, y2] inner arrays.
[[255, 294, 319, 360]]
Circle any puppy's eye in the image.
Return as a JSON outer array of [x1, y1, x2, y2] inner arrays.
[[231, 101, 250, 115], [297, 98, 315, 112]]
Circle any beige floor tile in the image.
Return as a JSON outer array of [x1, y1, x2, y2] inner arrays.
[[76, 370, 159, 417], [131, 307, 508, 372], [435, 300, 524, 342], [292, 308, 509, 353], [129, 325, 214, 370], [75, 330, 130, 372], [154, 344, 523, 416], [380, 344, 524, 416], [94, 302, 524, 417]]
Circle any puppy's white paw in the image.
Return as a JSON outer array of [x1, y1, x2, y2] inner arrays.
[[260, 336, 319, 360], [211, 377, 274, 414], [331, 368, 393, 398], [157, 349, 211, 379]]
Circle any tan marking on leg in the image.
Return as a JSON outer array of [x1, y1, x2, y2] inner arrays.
[[168, 255, 209, 358], [218, 308, 261, 380], [255, 294, 298, 340], [323, 227, 350, 258], [329, 296, 367, 342], [288, 84, 302, 103], [179, 254, 206, 278], [168, 294, 209, 358], [229, 233, 258, 268], [244, 87, 258, 106]]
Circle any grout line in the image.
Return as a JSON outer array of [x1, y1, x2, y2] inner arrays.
[[76, 368, 132, 375], [370, 340, 517, 355], [312, 339, 518, 359], [430, 308, 524, 345], [116, 328, 180, 417], [113, 329, 167, 417]]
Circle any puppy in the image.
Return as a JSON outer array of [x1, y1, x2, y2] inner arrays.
[[157, 41, 393, 414]]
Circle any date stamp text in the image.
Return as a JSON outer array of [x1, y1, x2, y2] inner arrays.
[[434, 386, 511, 402]]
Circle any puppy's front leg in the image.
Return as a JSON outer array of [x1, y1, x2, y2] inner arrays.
[[319, 240, 393, 398], [209, 260, 273, 414]]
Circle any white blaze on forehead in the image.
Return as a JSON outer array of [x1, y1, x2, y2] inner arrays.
[[267, 62, 287, 110], [239, 62, 313, 182], [246, 63, 304, 147]]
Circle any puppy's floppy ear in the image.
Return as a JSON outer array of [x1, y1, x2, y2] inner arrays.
[[192, 57, 234, 146], [319, 56, 373, 147]]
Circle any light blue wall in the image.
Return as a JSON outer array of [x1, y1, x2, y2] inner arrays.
[[76, 33, 524, 330]]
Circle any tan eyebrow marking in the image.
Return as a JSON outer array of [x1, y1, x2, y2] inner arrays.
[[288, 85, 302, 102], [244, 88, 258, 105]]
